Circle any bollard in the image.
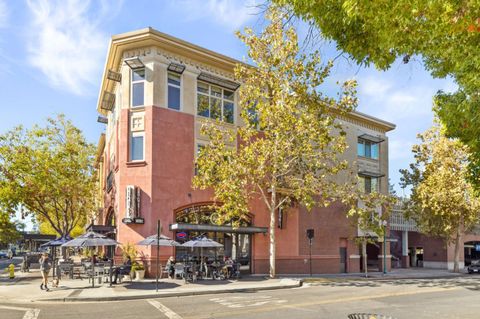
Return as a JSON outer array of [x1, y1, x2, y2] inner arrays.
[[8, 263, 15, 279]]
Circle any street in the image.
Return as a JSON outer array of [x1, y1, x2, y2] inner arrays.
[[1, 277, 479, 319]]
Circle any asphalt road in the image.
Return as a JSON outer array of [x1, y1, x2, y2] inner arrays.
[[1, 276, 479, 319]]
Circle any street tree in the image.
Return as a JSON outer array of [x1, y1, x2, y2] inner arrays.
[[0, 115, 96, 238], [193, 6, 383, 278], [0, 210, 21, 245], [275, 0, 480, 188], [400, 124, 480, 272]]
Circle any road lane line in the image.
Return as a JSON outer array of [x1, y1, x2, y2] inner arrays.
[[0, 305, 40, 319], [185, 286, 460, 319], [147, 299, 183, 319]]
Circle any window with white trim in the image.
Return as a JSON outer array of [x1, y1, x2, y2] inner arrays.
[[167, 72, 181, 110], [130, 132, 144, 161], [131, 68, 145, 107], [197, 81, 234, 124]]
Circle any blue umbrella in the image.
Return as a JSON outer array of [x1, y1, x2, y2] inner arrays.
[[40, 236, 72, 248]]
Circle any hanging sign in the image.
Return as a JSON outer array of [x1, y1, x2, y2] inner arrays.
[[176, 232, 187, 239]]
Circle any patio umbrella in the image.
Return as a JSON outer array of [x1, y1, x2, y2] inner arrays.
[[61, 231, 120, 288], [137, 220, 180, 291], [40, 236, 71, 278], [182, 237, 223, 277]]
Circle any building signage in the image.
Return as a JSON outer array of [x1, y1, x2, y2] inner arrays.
[[176, 232, 187, 239]]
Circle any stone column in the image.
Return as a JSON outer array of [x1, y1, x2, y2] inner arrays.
[[402, 230, 410, 268]]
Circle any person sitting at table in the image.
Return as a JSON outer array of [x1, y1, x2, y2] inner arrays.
[[223, 256, 234, 278], [166, 256, 175, 279], [112, 256, 132, 284]]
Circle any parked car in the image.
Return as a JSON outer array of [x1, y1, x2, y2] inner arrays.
[[467, 260, 480, 274], [0, 251, 7, 259]]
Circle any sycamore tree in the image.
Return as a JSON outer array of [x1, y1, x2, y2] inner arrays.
[[400, 123, 480, 272], [0, 210, 21, 245], [275, 0, 480, 189], [0, 115, 96, 238], [194, 6, 392, 278]]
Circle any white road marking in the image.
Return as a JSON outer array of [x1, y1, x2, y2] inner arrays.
[[147, 299, 183, 319], [0, 305, 40, 319], [209, 295, 288, 308]]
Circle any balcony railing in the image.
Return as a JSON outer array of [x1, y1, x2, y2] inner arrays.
[[389, 205, 418, 231]]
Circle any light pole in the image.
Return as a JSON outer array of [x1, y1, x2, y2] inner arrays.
[[382, 220, 387, 275]]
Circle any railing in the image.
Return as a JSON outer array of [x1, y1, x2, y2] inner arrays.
[[389, 205, 417, 231], [106, 171, 114, 192]]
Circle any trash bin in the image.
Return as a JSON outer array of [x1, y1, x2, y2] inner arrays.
[[348, 313, 397, 319]]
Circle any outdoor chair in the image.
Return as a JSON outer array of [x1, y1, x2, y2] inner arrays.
[[161, 264, 170, 279], [174, 264, 185, 279], [88, 266, 105, 284], [348, 313, 397, 319]]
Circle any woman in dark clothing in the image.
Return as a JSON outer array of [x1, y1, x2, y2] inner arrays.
[[112, 256, 132, 284]]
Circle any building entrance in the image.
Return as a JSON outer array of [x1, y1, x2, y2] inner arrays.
[[172, 204, 259, 274]]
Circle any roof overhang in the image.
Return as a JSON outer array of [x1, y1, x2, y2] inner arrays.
[[97, 27, 244, 115], [170, 223, 267, 234]]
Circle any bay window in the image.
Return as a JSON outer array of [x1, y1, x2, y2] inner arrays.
[[197, 81, 235, 124]]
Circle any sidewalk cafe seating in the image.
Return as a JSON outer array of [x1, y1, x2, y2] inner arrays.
[[174, 264, 185, 279]]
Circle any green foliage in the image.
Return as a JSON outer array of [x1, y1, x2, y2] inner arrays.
[[277, 0, 480, 188], [131, 261, 144, 272], [400, 123, 480, 271], [194, 6, 393, 277], [0, 210, 21, 244], [0, 114, 96, 238], [121, 243, 138, 262]]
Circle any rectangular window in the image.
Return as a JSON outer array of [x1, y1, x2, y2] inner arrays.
[[197, 81, 235, 124], [359, 176, 379, 193], [131, 68, 145, 107], [357, 138, 379, 159], [167, 72, 181, 110], [130, 133, 144, 161]]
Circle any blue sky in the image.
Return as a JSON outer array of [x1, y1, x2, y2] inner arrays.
[[0, 0, 456, 221]]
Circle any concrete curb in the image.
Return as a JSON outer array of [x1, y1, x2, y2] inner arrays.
[[34, 280, 302, 303], [301, 274, 466, 283]]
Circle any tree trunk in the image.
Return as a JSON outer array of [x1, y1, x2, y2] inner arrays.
[[453, 225, 462, 273], [362, 240, 368, 278], [269, 205, 276, 278]]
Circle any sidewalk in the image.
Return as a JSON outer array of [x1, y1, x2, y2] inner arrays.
[[0, 267, 468, 303], [0, 270, 301, 303], [295, 268, 467, 282]]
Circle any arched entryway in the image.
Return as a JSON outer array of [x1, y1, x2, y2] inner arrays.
[[171, 203, 261, 274], [105, 208, 116, 259]]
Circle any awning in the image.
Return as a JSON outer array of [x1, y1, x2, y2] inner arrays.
[[358, 133, 385, 144], [197, 72, 240, 91], [86, 224, 116, 234], [170, 223, 267, 234], [358, 170, 385, 178]]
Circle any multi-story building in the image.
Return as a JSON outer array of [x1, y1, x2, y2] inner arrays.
[[390, 202, 480, 270], [94, 28, 395, 275]]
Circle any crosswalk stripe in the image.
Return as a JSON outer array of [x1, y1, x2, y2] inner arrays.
[[147, 299, 183, 319]]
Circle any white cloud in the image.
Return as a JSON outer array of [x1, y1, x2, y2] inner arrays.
[[177, 0, 258, 31], [358, 76, 433, 122], [0, 0, 8, 28], [26, 0, 120, 95]]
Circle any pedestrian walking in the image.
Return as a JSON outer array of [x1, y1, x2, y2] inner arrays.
[[7, 249, 13, 259], [39, 253, 51, 291]]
